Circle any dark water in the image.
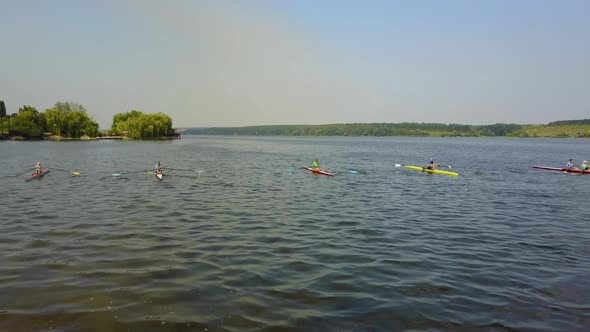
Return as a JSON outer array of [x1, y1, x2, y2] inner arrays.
[[1, 136, 589, 332]]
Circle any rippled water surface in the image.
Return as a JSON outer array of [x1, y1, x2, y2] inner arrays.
[[1, 136, 590, 331]]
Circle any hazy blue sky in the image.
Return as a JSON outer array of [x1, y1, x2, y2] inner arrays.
[[1, 0, 588, 128]]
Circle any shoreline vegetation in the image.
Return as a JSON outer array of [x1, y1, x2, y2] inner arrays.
[[0, 101, 176, 140], [185, 119, 590, 138], [1, 99, 588, 140]]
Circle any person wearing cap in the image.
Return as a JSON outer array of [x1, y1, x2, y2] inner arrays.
[[426, 159, 437, 170], [581, 160, 588, 171], [311, 159, 320, 170]]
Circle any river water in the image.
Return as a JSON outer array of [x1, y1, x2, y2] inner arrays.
[[1, 136, 589, 331]]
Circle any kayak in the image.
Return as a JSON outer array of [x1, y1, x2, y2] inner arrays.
[[405, 165, 459, 177], [25, 169, 50, 181], [303, 166, 334, 176], [532, 166, 590, 174], [156, 172, 163, 180]]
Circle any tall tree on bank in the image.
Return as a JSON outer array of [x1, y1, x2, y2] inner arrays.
[[11, 106, 45, 138], [111, 110, 173, 139], [0, 100, 6, 136], [45, 102, 98, 138]]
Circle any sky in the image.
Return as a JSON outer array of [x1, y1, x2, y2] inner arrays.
[[0, 0, 588, 129]]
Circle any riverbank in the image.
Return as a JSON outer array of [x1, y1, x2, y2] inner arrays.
[[184, 120, 590, 138], [0, 135, 179, 141]]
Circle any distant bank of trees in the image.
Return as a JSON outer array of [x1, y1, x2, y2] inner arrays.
[[186, 123, 528, 137], [186, 121, 590, 138], [0, 101, 98, 139], [0, 101, 174, 140], [108, 110, 173, 139], [508, 125, 590, 138]]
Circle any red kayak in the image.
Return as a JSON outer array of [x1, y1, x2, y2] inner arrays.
[[532, 166, 590, 174], [303, 166, 334, 176], [25, 169, 50, 181]]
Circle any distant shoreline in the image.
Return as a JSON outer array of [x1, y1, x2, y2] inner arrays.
[[0, 135, 178, 141], [182, 120, 590, 138]]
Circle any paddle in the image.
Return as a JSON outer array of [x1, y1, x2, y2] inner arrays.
[[301, 166, 330, 172], [288, 167, 315, 173], [51, 167, 80, 176]]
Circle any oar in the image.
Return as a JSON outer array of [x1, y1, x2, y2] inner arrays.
[[15, 168, 36, 177], [1, 168, 35, 178], [171, 168, 205, 173], [111, 170, 151, 176], [167, 168, 200, 172], [51, 167, 80, 176], [148, 169, 203, 174], [162, 168, 204, 173]]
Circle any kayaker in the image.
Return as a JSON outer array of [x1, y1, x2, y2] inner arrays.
[[155, 161, 162, 174], [312, 159, 320, 170], [35, 162, 42, 175], [581, 160, 588, 171], [566, 159, 578, 170], [426, 160, 437, 170]]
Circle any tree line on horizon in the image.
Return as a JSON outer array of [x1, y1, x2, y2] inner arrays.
[[0, 100, 173, 139], [185, 120, 590, 138]]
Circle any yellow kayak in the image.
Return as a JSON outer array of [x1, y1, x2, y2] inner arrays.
[[405, 165, 459, 176]]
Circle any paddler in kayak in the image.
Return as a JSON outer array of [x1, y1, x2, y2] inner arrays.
[[426, 159, 437, 170], [566, 159, 578, 170], [312, 159, 320, 170], [34, 162, 43, 175], [581, 160, 588, 171]]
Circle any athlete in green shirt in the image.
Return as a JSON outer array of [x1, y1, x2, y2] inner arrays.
[[312, 159, 320, 169]]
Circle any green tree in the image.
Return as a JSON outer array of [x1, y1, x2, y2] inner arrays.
[[44, 102, 99, 138], [9, 113, 16, 134], [0, 100, 6, 135], [0, 100, 6, 136], [54, 101, 87, 113], [45, 107, 62, 136], [110, 110, 173, 139], [11, 106, 44, 138]]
